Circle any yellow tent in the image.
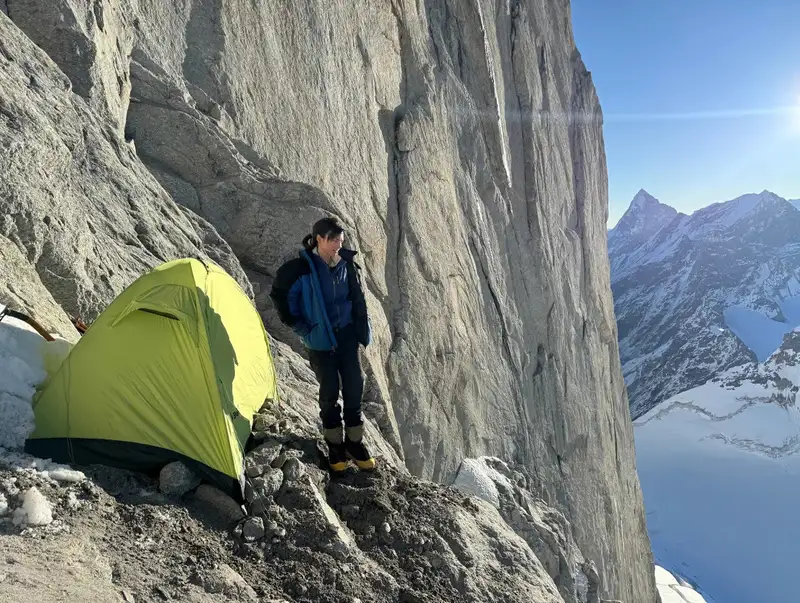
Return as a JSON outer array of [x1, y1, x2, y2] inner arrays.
[[25, 258, 277, 500]]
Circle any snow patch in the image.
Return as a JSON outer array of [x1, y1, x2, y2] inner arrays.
[[451, 457, 515, 508], [0, 313, 48, 449], [47, 466, 86, 483], [0, 449, 86, 483], [655, 566, 711, 603], [0, 311, 86, 528], [12, 486, 53, 526], [655, 565, 680, 587], [0, 311, 82, 484]]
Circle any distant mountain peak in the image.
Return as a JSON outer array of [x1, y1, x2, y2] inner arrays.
[[620, 190, 678, 221], [630, 189, 661, 208], [744, 190, 782, 204], [735, 189, 783, 203], [609, 190, 679, 255]]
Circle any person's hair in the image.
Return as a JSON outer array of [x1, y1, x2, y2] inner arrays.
[[302, 217, 344, 250]]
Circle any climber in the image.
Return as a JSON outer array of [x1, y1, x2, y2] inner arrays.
[[269, 216, 375, 473]]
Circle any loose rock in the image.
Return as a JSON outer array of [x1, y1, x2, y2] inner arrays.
[[281, 457, 305, 482], [191, 564, 258, 601], [261, 469, 284, 497], [245, 443, 282, 478], [242, 517, 265, 541], [270, 452, 287, 469], [190, 485, 245, 526], [252, 414, 276, 432], [159, 462, 200, 498]]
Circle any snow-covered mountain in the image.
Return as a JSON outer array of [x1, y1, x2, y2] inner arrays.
[[608, 189, 679, 258], [610, 189, 800, 417], [635, 328, 800, 603]]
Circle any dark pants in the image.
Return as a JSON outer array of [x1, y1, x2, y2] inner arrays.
[[308, 324, 364, 430]]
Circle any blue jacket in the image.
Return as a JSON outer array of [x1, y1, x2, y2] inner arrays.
[[270, 248, 371, 351]]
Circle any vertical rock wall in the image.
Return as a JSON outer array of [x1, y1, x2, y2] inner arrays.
[[2, 2, 657, 599]]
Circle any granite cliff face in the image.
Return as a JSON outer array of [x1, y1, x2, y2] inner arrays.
[[1, 2, 656, 600]]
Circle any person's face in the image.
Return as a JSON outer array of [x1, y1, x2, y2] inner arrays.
[[317, 232, 344, 257]]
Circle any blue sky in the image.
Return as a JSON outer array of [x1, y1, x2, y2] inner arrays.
[[571, 1, 800, 226]]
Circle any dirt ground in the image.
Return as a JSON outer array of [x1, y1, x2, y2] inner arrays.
[[0, 428, 564, 603]]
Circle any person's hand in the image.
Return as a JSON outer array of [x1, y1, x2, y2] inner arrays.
[[292, 321, 312, 337]]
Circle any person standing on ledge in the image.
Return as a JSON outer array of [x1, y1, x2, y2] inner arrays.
[[269, 217, 375, 472]]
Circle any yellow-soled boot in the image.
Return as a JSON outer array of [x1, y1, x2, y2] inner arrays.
[[345, 425, 375, 471], [324, 427, 348, 473]]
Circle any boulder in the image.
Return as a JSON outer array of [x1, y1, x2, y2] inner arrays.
[[244, 442, 282, 478], [281, 457, 305, 482], [158, 462, 200, 498], [189, 484, 245, 527], [241, 517, 265, 542]]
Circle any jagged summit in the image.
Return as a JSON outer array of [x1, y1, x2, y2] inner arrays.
[[630, 189, 664, 209], [608, 189, 679, 256], [622, 189, 677, 217]]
